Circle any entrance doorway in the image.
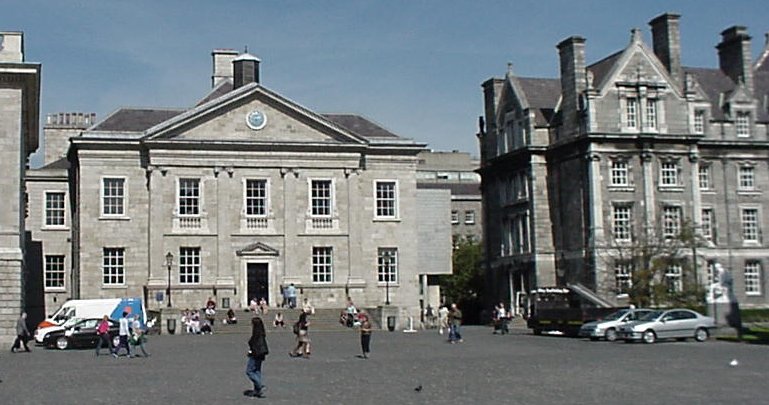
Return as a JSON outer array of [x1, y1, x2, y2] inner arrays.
[[247, 263, 269, 305]]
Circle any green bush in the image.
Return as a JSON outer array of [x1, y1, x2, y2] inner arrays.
[[741, 308, 769, 323]]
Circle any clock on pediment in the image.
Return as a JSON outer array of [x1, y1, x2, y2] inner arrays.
[[246, 109, 267, 130]]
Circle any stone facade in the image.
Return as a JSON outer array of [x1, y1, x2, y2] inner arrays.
[[0, 31, 40, 347], [24, 49, 450, 327], [479, 14, 769, 313]]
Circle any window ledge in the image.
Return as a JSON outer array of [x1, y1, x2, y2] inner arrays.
[[745, 292, 762, 297], [737, 190, 762, 196], [373, 217, 401, 223], [40, 226, 69, 231], [102, 285, 127, 289], [44, 287, 66, 292], [657, 186, 685, 192], [742, 241, 762, 247], [99, 215, 131, 221], [608, 186, 635, 192]]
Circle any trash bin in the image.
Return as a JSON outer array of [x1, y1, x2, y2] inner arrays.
[[387, 316, 396, 332], [167, 318, 176, 335]]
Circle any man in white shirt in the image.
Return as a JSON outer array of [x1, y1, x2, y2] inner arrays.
[[112, 311, 132, 358]]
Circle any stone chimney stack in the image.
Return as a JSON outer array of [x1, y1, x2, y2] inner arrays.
[[717, 26, 754, 94], [233, 52, 260, 89], [211, 49, 238, 88], [43, 113, 95, 165], [557, 36, 587, 136], [0, 31, 24, 62], [649, 13, 683, 86]]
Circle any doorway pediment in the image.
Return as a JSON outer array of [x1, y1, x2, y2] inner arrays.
[[236, 241, 279, 257]]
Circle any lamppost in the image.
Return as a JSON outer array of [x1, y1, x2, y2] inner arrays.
[[165, 251, 174, 308]]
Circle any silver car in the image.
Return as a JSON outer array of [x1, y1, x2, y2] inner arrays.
[[579, 308, 654, 342], [618, 308, 716, 344]]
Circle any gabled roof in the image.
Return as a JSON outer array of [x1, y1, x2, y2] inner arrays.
[[322, 114, 403, 140], [517, 77, 561, 126], [683, 67, 735, 120], [587, 51, 623, 89], [90, 108, 185, 132], [196, 80, 234, 107]]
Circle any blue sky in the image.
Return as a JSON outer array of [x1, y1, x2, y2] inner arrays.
[[6, 0, 769, 166]]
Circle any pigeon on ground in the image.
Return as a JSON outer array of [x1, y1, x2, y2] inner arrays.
[[729, 359, 739, 367], [414, 385, 423, 392]]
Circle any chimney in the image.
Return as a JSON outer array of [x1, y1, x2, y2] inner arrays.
[[43, 112, 96, 165], [649, 13, 683, 86], [717, 26, 754, 94], [0, 31, 24, 63], [211, 49, 238, 88], [233, 52, 260, 89], [557, 36, 587, 136]]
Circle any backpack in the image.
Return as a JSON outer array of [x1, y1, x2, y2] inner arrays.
[[292, 321, 300, 335]]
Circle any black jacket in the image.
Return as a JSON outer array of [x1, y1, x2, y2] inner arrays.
[[248, 333, 269, 360]]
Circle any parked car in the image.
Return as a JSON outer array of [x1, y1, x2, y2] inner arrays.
[[35, 316, 84, 345], [43, 318, 121, 350], [579, 308, 654, 341], [617, 309, 716, 344]]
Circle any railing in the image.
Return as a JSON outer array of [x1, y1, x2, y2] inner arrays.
[[178, 217, 201, 229], [246, 217, 268, 230], [311, 217, 334, 229]]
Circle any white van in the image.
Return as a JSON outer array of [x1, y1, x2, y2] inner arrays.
[[35, 298, 146, 343]]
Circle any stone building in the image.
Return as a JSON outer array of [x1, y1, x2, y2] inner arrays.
[[479, 13, 769, 313], [26, 48, 451, 324], [416, 150, 482, 245], [0, 31, 40, 346]]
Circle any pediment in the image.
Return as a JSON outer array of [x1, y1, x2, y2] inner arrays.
[[236, 241, 280, 257], [144, 83, 366, 145], [725, 82, 753, 104], [595, 39, 683, 98]]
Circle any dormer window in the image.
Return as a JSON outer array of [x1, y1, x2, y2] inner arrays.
[[626, 98, 638, 129], [645, 99, 658, 130], [736, 112, 751, 137], [693, 110, 706, 134]]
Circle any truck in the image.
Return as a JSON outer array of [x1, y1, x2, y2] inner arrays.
[[525, 284, 619, 336]]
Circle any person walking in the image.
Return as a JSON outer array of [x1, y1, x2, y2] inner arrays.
[[359, 313, 372, 359], [245, 316, 269, 398], [438, 305, 450, 335], [448, 303, 463, 343], [289, 309, 310, 358], [112, 311, 132, 358], [11, 312, 31, 353], [131, 315, 149, 357], [286, 283, 297, 309], [95, 315, 113, 356]]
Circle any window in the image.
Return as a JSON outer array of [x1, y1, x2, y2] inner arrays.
[[451, 210, 459, 224], [693, 110, 705, 134], [375, 181, 398, 218], [377, 248, 398, 283], [102, 248, 125, 285], [660, 162, 678, 187], [613, 205, 632, 242], [245, 179, 267, 216], [741, 208, 759, 242], [464, 210, 476, 224], [178, 178, 200, 216], [179, 247, 201, 284], [44, 255, 65, 289], [310, 180, 332, 216], [626, 98, 638, 128], [45, 192, 66, 226], [312, 247, 333, 283], [615, 261, 632, 294], [662, 206, 682, 238], [738, 166, 755, 191], [701, 208, 714, 241], [745, 261, 762, 295], [102, 178, 125, 216], [666, 264, 682, 293], [707, 261, 718, 286], [698, 165, 711, 190], [736, 112, 750, 137], [611, 161, 629, 186], [646, 99, 657, 129]]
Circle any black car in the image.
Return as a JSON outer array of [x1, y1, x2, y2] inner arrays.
[[44, 318, 121, 350]]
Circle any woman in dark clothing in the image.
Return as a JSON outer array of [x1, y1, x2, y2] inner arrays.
[[289, 310, 311, 358], [245, 317, 268, 398]]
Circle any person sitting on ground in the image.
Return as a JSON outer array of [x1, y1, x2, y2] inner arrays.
[[206, 296, 216, 310], [274, 312, 285, 328], [223, 308, 237, 325], [249, 297, 258, 312], [302, 298, 315, 315], [258, 297, 268, 315], [190, 310, 201, 334], [200, 321, 212, 334], [205, 305, 216, 326]]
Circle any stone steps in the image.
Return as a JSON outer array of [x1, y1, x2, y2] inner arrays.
[[169, 308, 366, 335]]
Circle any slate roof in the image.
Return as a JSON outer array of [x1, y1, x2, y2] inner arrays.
[[587, 50, 623, 88], [753, 70, 769, 122], [416, 182, 481, 196], [90, 108, 185, 132], [517, 77, 561, 125], [196, 81, 234, 107], [322, 114, 402, 139], [37, 157, 69, 170]]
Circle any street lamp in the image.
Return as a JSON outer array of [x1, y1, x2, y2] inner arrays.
[[165, 251, 174, 308]]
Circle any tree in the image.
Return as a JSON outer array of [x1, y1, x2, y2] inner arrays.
[[601, 219, 706, 309], [439, 239, 484, 323]]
